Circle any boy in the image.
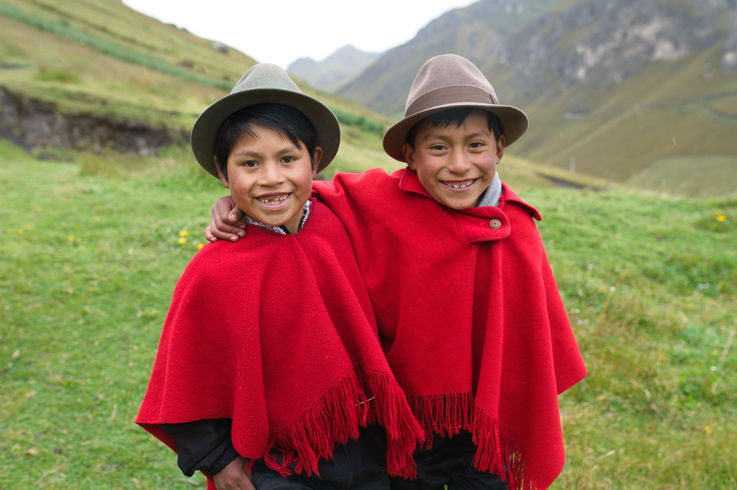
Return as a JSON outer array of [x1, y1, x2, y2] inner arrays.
[[136, 63, 422, 490], [208, 55, 587, 490]]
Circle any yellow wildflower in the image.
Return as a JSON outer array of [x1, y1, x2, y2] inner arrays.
[[67, 235, 75, 243], [178, 237, 187, 245], [197, 243, 204, 250], [716, 214, 726, 222], [179, 229, 189, 236]]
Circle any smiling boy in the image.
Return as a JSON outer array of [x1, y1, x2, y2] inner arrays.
[[212, 105, 319, 233], [208, 55, 586, 489], [136, 63, 422, 490], [402, 109, 503, 210]]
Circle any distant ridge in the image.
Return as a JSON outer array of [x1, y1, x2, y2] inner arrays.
[[331, 0, 737, 196], [288, 45, 381, 92]]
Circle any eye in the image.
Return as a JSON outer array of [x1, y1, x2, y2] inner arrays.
[[281, 155, 296, 164], [469, 141, 487, 150], [428, 144, 447, 152], [241, 160, 259, 168]]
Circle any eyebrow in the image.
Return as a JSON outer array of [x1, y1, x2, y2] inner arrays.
[[421, 129, 491, 141], [231, 144, 301, 159]]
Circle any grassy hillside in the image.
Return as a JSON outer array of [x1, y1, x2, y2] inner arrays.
[[0, 0, 606, 193], [333, 0, 737, 198], [0, 0, 244, 129], [2, 141, 736, 488], [0, 0, 389, 138], [512, 43, 737, 198]]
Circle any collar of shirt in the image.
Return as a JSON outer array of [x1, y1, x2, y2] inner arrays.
[[475, 172, 502, 207], [243, 200, 312, 235]]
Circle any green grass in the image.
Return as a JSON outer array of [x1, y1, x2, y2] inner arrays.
[[626, 155, 737, 198], [2, 139, 736, 488], [0, 0, 393, 139], [0, 2, 231, 90]]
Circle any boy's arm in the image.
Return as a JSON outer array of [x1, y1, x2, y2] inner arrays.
[[205, 196, 246, 242], [160, 419, 252, 488], [205, 180, 341, 241], [211, 456, 254, 490]]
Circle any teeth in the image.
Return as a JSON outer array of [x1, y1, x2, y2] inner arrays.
[[260, 195, 288, 204], [444, 180, 474, 189]]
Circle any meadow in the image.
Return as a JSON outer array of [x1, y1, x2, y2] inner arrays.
[[1, 141, 736, 489]]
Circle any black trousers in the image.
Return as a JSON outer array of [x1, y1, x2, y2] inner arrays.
[[389, 432, 507, 490], [251, 426, 389, 490]]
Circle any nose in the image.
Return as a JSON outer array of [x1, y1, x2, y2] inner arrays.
[[446, 148, 470, 174], [259, 161, 284, 185]]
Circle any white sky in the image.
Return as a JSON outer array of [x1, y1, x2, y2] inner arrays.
[[122, 0, 476, 68]]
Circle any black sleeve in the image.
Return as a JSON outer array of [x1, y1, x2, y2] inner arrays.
[[160, 418, 241, 477]]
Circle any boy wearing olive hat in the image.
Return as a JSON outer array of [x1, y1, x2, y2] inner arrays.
[[208, 55, 587, 489], [136, 63, 423, 490]]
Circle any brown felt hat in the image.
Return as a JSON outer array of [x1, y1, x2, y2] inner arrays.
[[191, 63, 340, 177], [383, 54, 528, 162]]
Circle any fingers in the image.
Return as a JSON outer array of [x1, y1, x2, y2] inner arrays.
[[208, 196, 246, 242], [212, 457, 255, 490], [204, 225, 218, 242], [227, 205, 245, 225], [216, 196, 245, 226]]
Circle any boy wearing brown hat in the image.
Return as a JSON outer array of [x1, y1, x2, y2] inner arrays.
[[136, 63, 423, 490], [208, 55, 587, 489]]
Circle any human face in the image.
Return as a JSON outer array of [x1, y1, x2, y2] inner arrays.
[[217, 124, 321, 233], [402, 110, 505, 210]]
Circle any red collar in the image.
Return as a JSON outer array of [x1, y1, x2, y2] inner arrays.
[[397, 168, 541, 243], [397, 168, 541, 220]]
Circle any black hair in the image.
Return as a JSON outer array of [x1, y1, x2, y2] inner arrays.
[[214, 103, 318, 180], [404, 107, 504, 149]]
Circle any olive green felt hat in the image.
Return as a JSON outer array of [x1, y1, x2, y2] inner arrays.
[[383, 54, 528, 162], [190, 63, 340, 177]]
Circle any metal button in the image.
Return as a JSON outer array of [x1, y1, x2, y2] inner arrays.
[[489, 218, 502, 229]]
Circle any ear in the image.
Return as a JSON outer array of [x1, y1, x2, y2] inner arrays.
[[311, 146, 324, 177], [496, 134, 505, 160], [214, 157, 230, 188], [401, 142, 416, 170]]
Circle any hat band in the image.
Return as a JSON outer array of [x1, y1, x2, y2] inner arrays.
[[405, 86, 499, 117]]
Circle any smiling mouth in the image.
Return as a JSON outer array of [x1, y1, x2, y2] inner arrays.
[[257, 193, 290, 207], [441, 178, 477, 190]]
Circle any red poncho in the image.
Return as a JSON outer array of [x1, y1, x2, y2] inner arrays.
[[314, 169, 587, 489], [136, 199, 423, 483]]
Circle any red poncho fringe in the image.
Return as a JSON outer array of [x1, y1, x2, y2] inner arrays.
[[136, 200, 423, 481], [315, 170, 587, 489]]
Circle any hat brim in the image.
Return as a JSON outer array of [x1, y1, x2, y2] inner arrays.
[[191, 88, 340, 177], [382, 102, 528, 162]]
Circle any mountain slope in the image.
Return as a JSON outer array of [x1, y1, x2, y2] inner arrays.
[[335, 0, 737, 197], [288, 45, 381, 92], [0, 0, 390, 158], [336, 0, 558, 116]]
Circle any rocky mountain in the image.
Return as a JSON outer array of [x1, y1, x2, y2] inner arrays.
[[336, 0, 558, 116], [334, 0, 737, 194], [288, 45, 381, 92], [502, 0, 737, 93]]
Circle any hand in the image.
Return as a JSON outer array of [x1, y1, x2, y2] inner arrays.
[[205, 195, 246, 242], [212, 456, 256, 490]]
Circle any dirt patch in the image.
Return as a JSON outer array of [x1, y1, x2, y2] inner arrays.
[[0, 88, 188, 155]]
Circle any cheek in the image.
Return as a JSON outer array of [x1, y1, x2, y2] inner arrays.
[[477, 154, 498, 172], [411, 157, 438, 178], [293, 168, 314, 196]]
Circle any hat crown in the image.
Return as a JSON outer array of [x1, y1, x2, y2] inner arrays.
[[405, 54, 499, 116], [231, 63, 301, 95], [382, 53, 528, 161], [190, 63, 340, 177]]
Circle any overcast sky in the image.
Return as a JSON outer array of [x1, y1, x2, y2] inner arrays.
[[122, 0, 476, 68]]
